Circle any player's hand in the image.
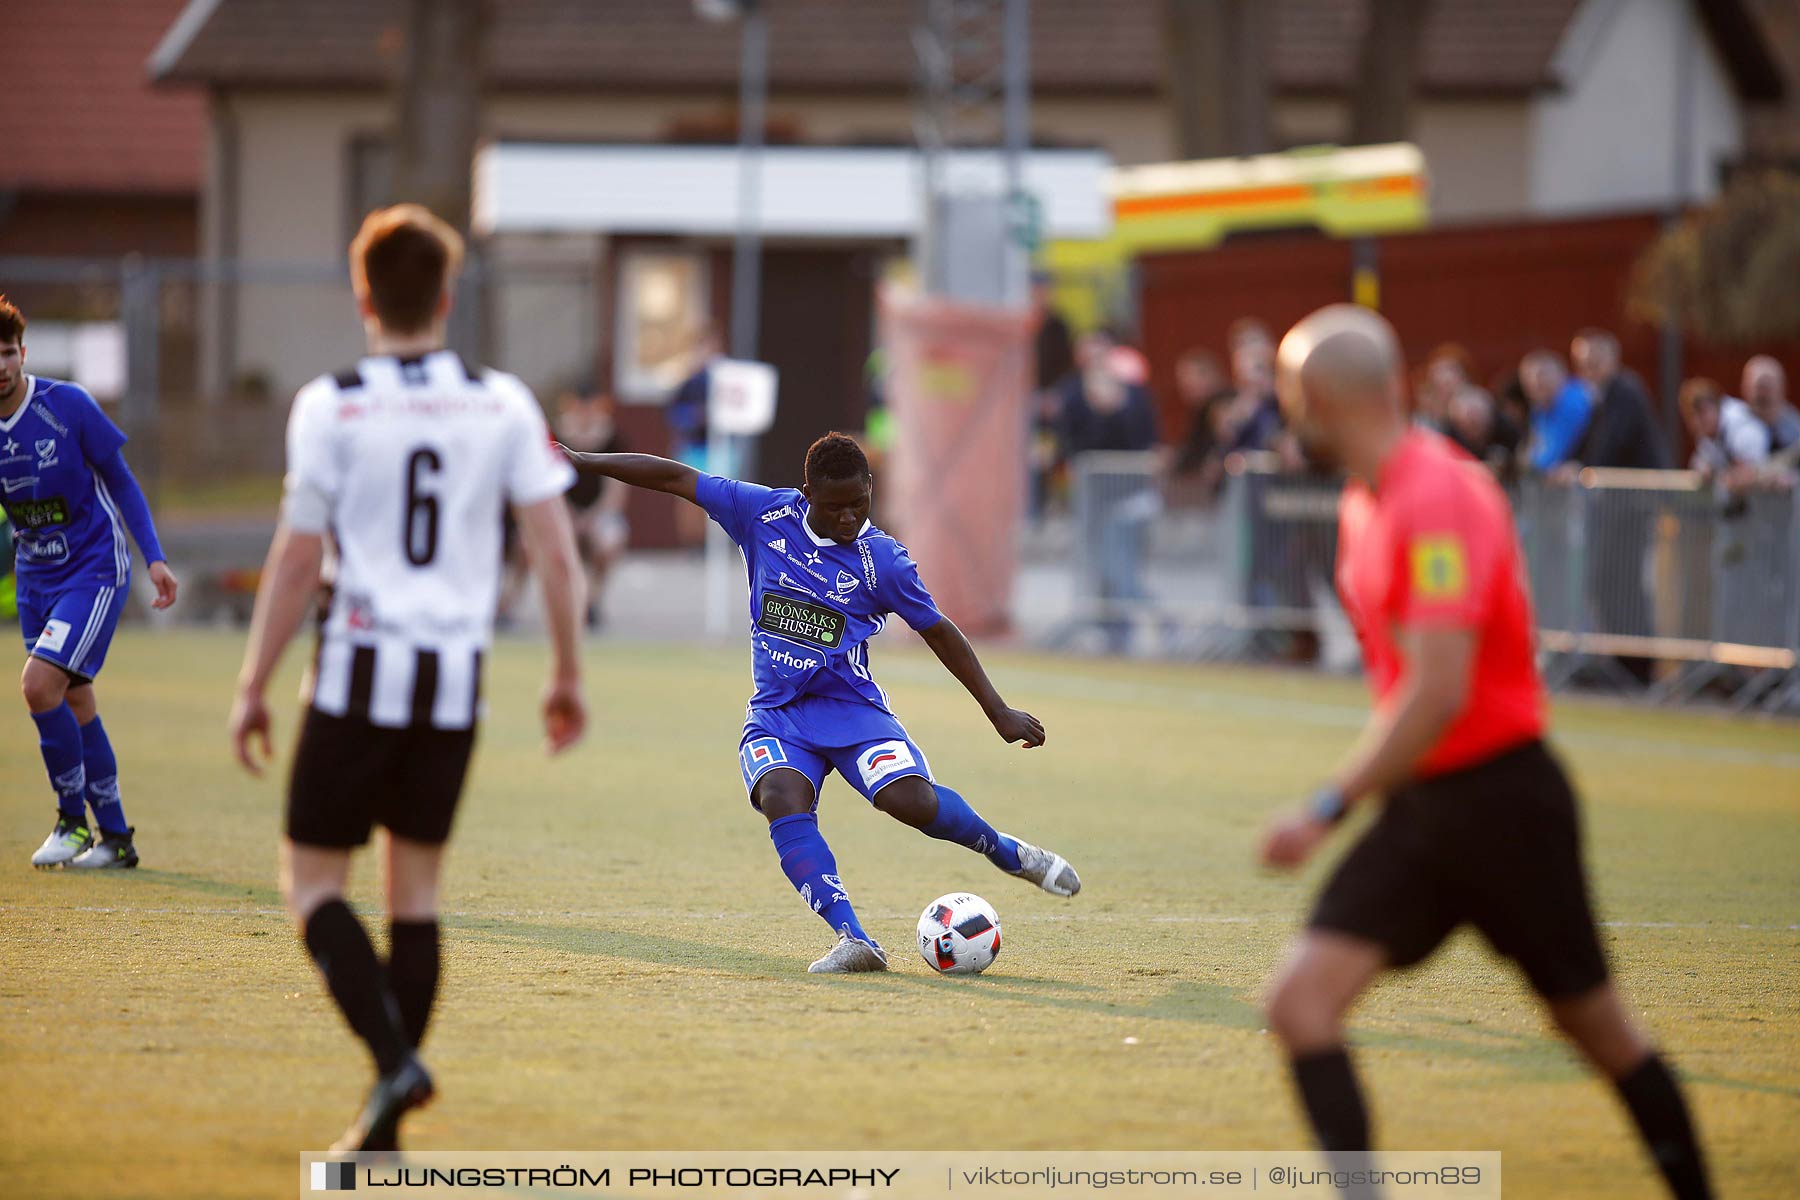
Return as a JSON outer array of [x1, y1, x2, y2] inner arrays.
[[553, 441, 585, 470], [991, 707, 1045, 749], [542, 676, 586, 755], [229, 688, 273, 776], [148, 560, 179, 610], [1260, 810, 1331, 870]]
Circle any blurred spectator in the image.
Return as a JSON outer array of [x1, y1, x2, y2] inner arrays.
[[1215, 319, 1283, 457], [1033, 273, 1077, 395], [667, 327, 723, 546], [1742, 355, 1800, 458], [556, 386, 631, 629], [1519, 349, 1592, 473], [1169, 348, 1233, 495], [1679, 377, 1768, 480], [1059, 332, 1160, 456], [1028, 274, 1078, 519], [1446, 386, 1512, 477], [1415, 344, 1475, 432], [667, 327, 721, 467], [1060, 333, 1160, 651], [1568, 328, 1669, 684], [1569, 328, 1671, 470]]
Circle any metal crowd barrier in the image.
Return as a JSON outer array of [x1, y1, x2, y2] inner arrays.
[[1056, 452, 1800, 711]]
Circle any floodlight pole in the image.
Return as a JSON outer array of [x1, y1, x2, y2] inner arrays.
[[705, 0, 769, 637]]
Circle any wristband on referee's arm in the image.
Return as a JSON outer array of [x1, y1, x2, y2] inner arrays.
[[1308, 784, 1351, 826]]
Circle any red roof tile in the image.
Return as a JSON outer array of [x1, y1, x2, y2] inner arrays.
[[10, 0, 205, 194]]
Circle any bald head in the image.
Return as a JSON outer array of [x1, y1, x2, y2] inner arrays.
[[1276, 304, 1406, 431], [1742, 355, 1787, 420]]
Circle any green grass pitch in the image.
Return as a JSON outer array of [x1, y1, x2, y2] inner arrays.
[[2, 629, 1796, 1198]]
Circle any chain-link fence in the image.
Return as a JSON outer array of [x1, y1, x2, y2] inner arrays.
[[0, 254, 606, 505], [1057, 452, 1800, 710]]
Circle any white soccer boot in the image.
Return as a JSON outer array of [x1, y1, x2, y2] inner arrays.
[[31, 814, 95, 868], [70, 826, 139, 870], [807, 927, 889, 974], [1005, 836, 1082, 898]]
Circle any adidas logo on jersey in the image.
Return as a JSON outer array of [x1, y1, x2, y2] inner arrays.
[[768, 538, 787, 554]]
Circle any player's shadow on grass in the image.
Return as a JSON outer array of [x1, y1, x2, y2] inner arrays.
[[128, 869, 282, 909], [444, 914, 814, 978]]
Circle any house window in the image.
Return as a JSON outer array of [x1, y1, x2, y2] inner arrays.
[[346, 135, 395, 241], [613, 247, 709, 402]]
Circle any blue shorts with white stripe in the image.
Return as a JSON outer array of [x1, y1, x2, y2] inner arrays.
[[18, 579, 130, 683]]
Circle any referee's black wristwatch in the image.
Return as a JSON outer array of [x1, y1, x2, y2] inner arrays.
[[1308, 785, 1350, 826]]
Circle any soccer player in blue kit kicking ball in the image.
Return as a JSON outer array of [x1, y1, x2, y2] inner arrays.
[[0, 296, 179, 869], [561, 433, 1080, 972]]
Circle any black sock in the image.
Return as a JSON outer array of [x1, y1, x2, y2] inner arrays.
[[387, 919, 441, 1049], [1615, 1053, 1712, 1199], [302, 900, 410, 1076], [1291, 1047, 1371, 1151]]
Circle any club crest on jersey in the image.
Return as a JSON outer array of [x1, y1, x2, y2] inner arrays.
[[34, 439, 57, 468], [857, 739, 917, 789], [833, 570, 860, 597]]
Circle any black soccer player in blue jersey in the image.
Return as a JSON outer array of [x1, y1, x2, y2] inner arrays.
[[562, 432, 1081, 972], [0, 296, 179, 869]]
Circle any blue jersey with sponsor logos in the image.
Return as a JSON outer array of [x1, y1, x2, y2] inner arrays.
[[697, 474, 944, 713], [0, 377, 132, 591]]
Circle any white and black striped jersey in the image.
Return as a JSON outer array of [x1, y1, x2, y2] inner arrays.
[[282, 350, 574, 729]]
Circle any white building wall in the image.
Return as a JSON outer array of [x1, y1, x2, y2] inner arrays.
[[1529, 0, 1743, 216]]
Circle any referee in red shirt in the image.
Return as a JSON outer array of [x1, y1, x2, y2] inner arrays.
[[1259, 305, 1711, 1199]]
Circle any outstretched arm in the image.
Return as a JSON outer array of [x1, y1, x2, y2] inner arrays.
[[558, 448, 699, 504], [92, 450, 178, 609], [229, 523, 325, 774], [1261, 625, 1473, 869], [916, 617, 1045, 748]]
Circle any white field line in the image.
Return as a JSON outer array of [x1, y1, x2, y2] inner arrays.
[[875, 660, 1800, 772]]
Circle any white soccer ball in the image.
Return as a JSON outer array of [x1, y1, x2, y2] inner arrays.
[[916, 893, 1002, 975]]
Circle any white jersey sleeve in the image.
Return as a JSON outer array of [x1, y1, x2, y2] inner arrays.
[[283, 376, 341, 532], [491, 372, 576, 506]]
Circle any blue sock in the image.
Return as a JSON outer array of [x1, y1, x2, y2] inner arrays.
[[923, 785, 1021, 873], [768, 812, 873, 946], [32, 704, 87, 822], [80, 716, 129, 835]]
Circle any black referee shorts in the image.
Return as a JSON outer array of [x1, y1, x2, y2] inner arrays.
[[286, 708, 477, 849], [1308, 739, 1610, 1000]]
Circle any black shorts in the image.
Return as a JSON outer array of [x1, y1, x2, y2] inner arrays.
[[1308, 740, 1610, 999], [286, 709, 477, 848]]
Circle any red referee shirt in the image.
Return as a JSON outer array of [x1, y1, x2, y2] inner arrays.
[[1336, 430, 1546, 776]]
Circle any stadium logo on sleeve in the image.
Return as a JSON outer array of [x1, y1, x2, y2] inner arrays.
[[1411, 535, 1468, 600], [857, 740, 917, 789]]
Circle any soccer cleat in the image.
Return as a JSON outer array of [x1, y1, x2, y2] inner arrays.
[[69, 826, 138, 870], [331, 1055, 435, 1153], [1007, 837, 1082, 898], [807, 927, 889, 974], [31, 814, 95, 868]]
